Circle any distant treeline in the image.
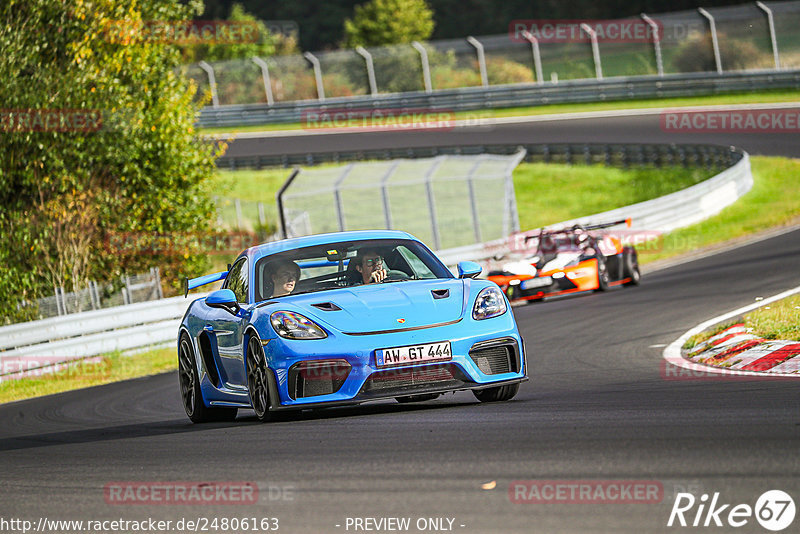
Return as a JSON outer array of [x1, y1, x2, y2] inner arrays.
[[200, 0, 755, 51]]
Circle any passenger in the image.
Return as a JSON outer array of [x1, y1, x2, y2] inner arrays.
[[355, 248, 387, 284], [269, 259, 300, 297]]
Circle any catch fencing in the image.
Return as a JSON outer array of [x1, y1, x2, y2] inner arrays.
[[192, 1, 800, 127], [14, 268, 164, 322], [277, 152, 525, 250]]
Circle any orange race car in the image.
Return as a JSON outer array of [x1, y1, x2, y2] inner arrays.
[[487, 219, 641, 303]]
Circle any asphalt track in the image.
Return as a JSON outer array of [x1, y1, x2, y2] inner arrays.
[[1, 109, 799, 532], [1, 226, 799, 533], [221, 106, 800, 159]]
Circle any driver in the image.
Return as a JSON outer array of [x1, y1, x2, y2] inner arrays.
[[355, 248, 387, 284], [269, 259, 300, 297]]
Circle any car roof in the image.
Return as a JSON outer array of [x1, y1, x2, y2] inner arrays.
[[243, 230, 420, 263]]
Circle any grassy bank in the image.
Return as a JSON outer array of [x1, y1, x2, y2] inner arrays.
[[200, 89, 800, 135], [0, 347, 175, 404], [685, 294, 800, 349]]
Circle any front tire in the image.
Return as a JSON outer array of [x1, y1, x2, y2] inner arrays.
[[595, 257, 609, 292], [247, 334, 273, 422], [472, 383, 519, 403], [623, 251, 641, 286], [179, 334, 237, 423]]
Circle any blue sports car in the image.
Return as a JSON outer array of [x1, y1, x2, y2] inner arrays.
[[178, 230, 527, 423]]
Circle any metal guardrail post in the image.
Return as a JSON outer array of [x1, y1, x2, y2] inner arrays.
[[197, 61, 220, 108], [580, 24, 604, 80], [640, 14, 664, 77], [698, 8, 723, 74], [252, 57, 274, 106], [355, 46, 378, 96], [466, 36, 488, 87], [412, 41, 433, 93], [303, 52, 326, 101], [756, 1, 781, 69], [521, 30, 544, 85]]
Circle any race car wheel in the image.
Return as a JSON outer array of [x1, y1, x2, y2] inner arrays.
[[623, 253, 641, 286], [595, 257, 610, 292], [395, 394, 441, 403], [179, 334, 237, 423], [472, 382, 520, 403], [247, 335, 272, 422]]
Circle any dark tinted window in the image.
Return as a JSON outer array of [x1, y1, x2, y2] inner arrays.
[[223, 258, 249, 303]]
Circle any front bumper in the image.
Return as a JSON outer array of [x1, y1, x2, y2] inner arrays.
[[262, 314, 527, 408]]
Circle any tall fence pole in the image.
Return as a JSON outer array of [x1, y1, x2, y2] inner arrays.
[[251, 57, 274, 106], [333, 164, 354, 232], [303, 52, 326, 101], [380, 161, 400, 230], [465, 158, 484, 243], [521, 31, 544, 85], [756, 1, 781, 69], [423, 157, 445, 250], [355, 46, 378, 96], [197, 61, 220, 108], [412, 41, 433, 93], [580, 24, 604, 80], [640, 14, 664, 77], [466, 36, 488, 87], [698, 8, 723, 74]]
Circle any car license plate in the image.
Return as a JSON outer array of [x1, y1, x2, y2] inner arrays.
[[375, 341, 452, 368], [521, 276, 552, 290]]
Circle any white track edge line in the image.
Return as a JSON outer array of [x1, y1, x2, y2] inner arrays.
[[662, 284, 800, 378]]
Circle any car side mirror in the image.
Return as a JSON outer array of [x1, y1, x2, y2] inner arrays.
[[206, 289, 240, 314], [457, 261, 482, 279]]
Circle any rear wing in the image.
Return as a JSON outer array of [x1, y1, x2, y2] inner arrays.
[[184, 270, 228, 298], [526, 218, 631, 241]]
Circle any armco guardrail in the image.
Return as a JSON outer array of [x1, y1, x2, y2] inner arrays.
[[436, 146, 751, 267], [218, 141, 739, 171], [0, 294, 205, 379], [198, 70, 800, 129]]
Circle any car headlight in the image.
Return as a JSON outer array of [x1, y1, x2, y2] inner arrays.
[[472, 286, 507, 320], [270, 311, 327, 339]]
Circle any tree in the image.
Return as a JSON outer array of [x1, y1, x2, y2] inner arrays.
[[343, 0, 434, 48], [0, 0, 224, 322]]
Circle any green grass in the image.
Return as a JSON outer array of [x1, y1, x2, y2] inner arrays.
[[640, 156, 800, 264], [746, 294, 800, 341], [200, 89, 800, 135], [0, 347, 175, 404], [683, 294, 800, 350], [513, 163, 711, 231]]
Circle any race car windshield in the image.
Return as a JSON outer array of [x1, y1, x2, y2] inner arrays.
[[254, 239, 453, 301]]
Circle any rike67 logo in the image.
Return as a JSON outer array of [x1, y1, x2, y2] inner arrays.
[[668, 490, 795, 531]]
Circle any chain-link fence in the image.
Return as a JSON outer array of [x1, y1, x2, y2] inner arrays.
[[16, 268, 164, 321], [277, 152, 525, 250], [190, 1, 800, 107]]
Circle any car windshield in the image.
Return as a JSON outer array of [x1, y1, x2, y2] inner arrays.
[[253, 238, 452, 301]]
